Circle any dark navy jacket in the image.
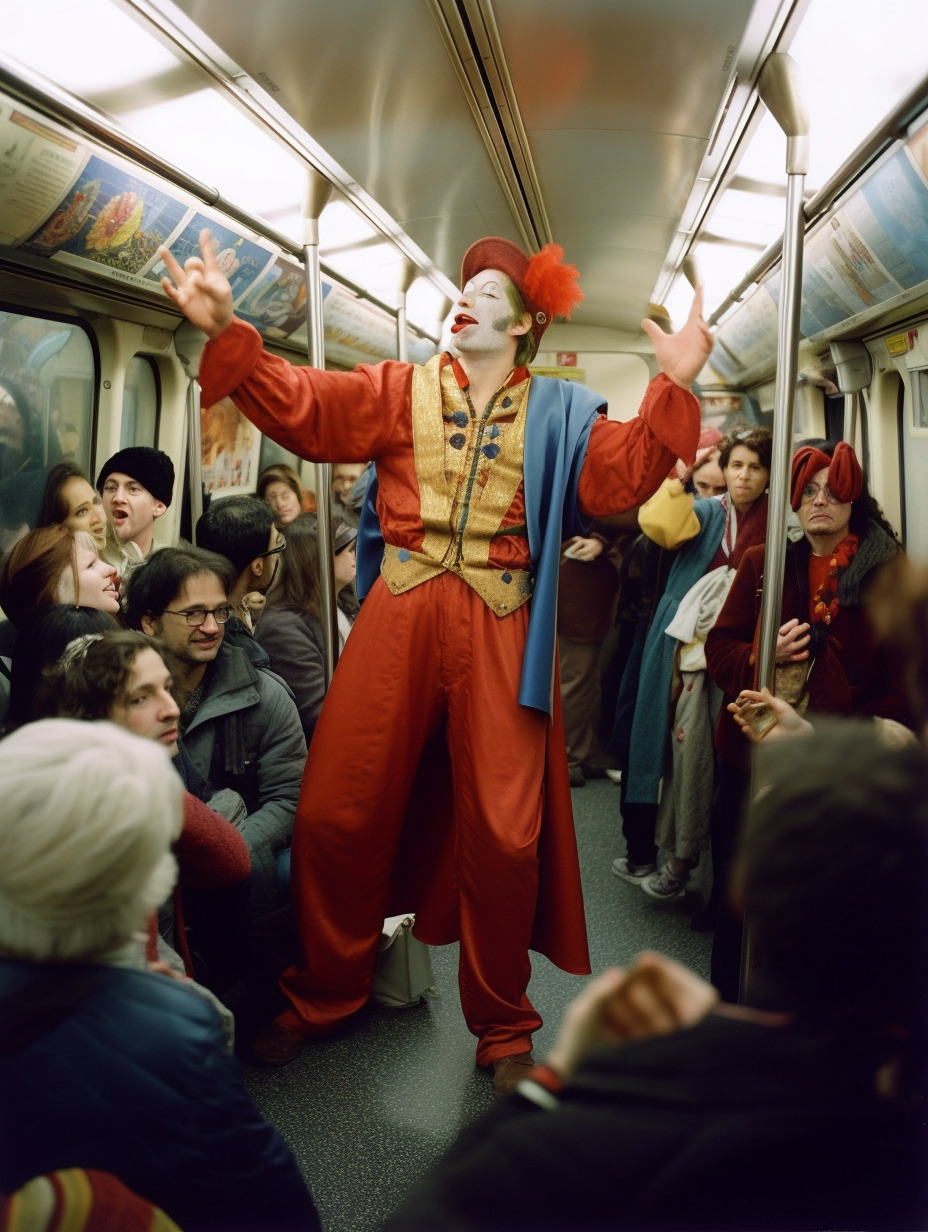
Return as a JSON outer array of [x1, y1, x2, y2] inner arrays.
[[0, 959, 319, 1231]]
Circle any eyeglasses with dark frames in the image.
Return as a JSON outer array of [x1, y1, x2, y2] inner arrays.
[[162, 604, 235, 627], [260, 539, 287, 558]]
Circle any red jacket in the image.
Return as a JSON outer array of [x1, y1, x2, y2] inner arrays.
[[706, 526, 911, 769]]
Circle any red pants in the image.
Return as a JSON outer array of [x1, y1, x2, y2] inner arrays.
[[277, 572, 553, 1065]]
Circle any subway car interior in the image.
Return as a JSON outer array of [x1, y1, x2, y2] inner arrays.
[[2, 0, 928, 1227]]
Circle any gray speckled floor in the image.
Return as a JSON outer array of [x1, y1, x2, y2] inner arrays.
[[243, 778, 712, 1232]]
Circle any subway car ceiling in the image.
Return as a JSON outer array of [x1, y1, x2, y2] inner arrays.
[[2, 0, 928, 386]]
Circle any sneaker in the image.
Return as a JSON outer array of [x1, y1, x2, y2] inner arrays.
[[642, 868, 688, 901], [605, 768, 623, 784], [568, 765, 586, 788], [611, 857, 657, 885]]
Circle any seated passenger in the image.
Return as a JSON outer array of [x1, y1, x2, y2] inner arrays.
[[3, 604, 117, 732], [42, 629, 251, 986], [0, 526, 120, 662], [0, 719, 320, 1232], [254, 513, 356, 745], [386, 720, 928, 1232], [96, 446, 175, 575], [36, 460, 108, 550], [123, 546, 306, 923], [195, 493, 282, 641], [257, 463, 315, 528]]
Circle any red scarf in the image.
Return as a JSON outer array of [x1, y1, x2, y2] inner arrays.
[[809, 533, 858, 625]]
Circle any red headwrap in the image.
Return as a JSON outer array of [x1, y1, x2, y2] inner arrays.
[[460, 237, 583, 352], [790, 441, 864, 512]]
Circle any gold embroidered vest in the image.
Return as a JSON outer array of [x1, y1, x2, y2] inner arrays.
[[380, 355, 534, 616]]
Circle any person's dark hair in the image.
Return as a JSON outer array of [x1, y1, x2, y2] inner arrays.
[[0, 525, 77, 627], [735, 719, 928, 1077], [5, 604, 119, 729], [811, 440, 901, 542], [36, 461, 92, 528], [266, 512, 322, 623], [867, 555, 928, 733], [46, 629, 168, 722], [123, 545, 236, 631], [718, 426, 773, 473], [196, 495, 276, 577]]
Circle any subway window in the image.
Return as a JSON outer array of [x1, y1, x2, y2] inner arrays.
[[0, 309, 96, 549], [120, 355, 160, 449]]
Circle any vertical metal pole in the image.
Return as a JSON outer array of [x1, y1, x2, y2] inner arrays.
[[395, 260, 418, 362], [303, 170, 337, 684], [742, 52, 809, 1004], [754, 53, 809, 694], [842, 391, 858, 447]]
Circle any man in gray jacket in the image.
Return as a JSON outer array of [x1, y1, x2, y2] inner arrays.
[[124, 545, 306, 923]]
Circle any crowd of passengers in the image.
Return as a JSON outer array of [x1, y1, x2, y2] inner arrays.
[[0, 392, 925, 1229]]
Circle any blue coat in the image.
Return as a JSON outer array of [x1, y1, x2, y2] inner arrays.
[[0, 959, 319, 1231], [625, 498, 727, 805]]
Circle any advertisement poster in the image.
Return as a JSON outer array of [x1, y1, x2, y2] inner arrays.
[[20, 152, 190, 284], [146, 214, 275, 304], [236, 257, 316, 338], [200, 397, 262, 496], [0, 105, 90, 248]]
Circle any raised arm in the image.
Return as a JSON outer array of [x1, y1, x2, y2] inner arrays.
[[159, 229, 235, 339], [642, 285, 714, 389]]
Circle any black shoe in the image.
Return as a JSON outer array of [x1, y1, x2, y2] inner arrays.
[[580, 762, 608, 779], [568, 765, 586, 788]]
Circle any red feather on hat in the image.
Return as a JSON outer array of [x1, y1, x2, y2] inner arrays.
[[523, 244, 584, 319]]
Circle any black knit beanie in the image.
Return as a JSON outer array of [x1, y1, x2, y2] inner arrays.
[[96, 447, 175, 507]]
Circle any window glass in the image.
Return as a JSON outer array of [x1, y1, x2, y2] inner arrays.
[[912, 368, 928, 432], [0, 309, 95, 549], [120, 355, 159, 448]]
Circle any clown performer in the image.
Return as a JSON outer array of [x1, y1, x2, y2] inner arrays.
[[159, 229, 713, 1092]]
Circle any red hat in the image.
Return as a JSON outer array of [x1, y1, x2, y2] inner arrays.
[[460, 237, 583, 353], [790, 441, 864, 512]]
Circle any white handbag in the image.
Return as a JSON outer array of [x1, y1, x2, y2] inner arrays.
[[372, 914, 438, 1008]]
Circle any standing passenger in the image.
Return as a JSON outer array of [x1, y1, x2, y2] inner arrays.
[[96, 445, 175, 574], [158, 229, 712, 1090]]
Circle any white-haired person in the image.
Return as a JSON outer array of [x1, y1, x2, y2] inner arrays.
[[0, 719, 320, 1232]]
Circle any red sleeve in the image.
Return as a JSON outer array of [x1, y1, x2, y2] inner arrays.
[[175, 792, 252, 889], [577, 374, 700, 517], [705, 546, 765, 696], [198, 318, 413, 462]]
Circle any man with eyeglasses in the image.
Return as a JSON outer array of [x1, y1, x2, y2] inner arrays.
[[196, 494, 285, 655], [705, 440, 912, 1000], [124, 545, 306, 927]]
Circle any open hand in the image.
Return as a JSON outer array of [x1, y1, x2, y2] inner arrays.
[[642, 285, 713, 390]]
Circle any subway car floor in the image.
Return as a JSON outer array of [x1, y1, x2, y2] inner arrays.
[[243, 778, 713, 1232]]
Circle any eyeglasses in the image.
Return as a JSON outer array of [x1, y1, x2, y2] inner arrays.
[[162, 604, 234, 627], [800, 483, 843, 505], [260, 539, 286, 558]]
